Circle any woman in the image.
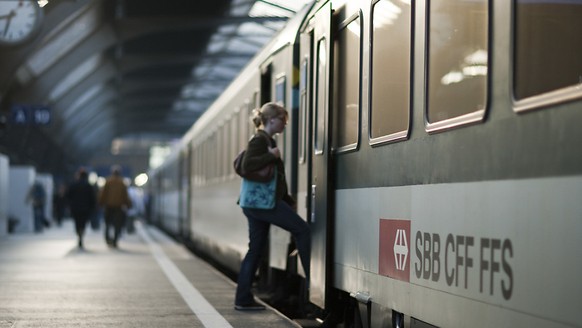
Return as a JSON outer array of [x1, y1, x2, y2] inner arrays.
[[235, 102, 311, 311]]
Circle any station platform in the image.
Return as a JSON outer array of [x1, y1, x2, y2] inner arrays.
[[0, 220, 300, 328]]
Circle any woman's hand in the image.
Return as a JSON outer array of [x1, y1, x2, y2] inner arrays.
[[268, 146, 281, 158]]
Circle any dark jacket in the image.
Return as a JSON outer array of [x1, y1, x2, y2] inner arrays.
[[67, 177, 96, 216], [242, 130, 295, 205]]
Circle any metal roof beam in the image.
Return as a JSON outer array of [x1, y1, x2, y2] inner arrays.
[[117, 52, 255, 74], [117, 16, 287, 41]]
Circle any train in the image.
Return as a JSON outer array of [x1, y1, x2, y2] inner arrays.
[[147, 1, 582, 327]]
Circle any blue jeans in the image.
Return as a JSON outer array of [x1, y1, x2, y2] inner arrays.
[[235, 200, 311, 305]]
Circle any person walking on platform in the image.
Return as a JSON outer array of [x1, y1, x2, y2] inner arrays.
[[98, 165, 132, 248], [27, 180, 47, 233], [53, 183, 68, 227], [235, 102, 311, 311], [126, 184, 144, 234], [67, 168, 96, 249]]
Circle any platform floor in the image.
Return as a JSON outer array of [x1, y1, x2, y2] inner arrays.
[[0, 219, 299, 328]]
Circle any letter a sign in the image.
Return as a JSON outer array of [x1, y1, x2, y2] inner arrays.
[[379, 219, 411, 282], [10, 104, 51, 125]]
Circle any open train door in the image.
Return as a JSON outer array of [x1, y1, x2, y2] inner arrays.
[[307, 1, 333, 309]]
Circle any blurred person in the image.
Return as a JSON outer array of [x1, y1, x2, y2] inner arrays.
[[26, 180, 46, 233], [53, 183, 68, 227], [90, 181, 102, 231], [126, 184, 144, 234], [67, 168, 96, 249], [98, 165, 132, 248]]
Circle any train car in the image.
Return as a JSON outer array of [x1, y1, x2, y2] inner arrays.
[[149, 3, 313, 277], [148, 146, 190, 238], [149, 0, 582, 327]]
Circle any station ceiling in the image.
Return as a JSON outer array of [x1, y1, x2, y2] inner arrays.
[[0, 0, 308, 179]]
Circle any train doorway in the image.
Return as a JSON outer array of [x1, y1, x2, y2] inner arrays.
[[306, 1, 333, 309]]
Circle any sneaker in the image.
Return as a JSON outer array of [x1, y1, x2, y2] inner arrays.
[[234, 301, 266, 311]]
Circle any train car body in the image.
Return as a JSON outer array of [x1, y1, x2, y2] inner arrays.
[[149, 0, 582, 327], [150, 3, 312, 276], [149, 148, 186, 235]]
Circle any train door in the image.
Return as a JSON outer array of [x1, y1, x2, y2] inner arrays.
[[258, 64, 272, 287], [308, 2, 333, 309], [260, 65, 272, 106], [297, 19, 314, 268]]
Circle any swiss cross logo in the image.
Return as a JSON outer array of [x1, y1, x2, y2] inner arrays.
[[394, 229, 408, 270], [379, 219, 411, 282]]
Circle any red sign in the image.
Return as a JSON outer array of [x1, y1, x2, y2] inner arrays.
[[379, 219, 411, 282]]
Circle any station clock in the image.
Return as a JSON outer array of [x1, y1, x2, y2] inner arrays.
[[0, 0, 43, 45]]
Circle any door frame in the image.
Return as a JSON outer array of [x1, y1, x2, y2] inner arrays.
[[306, 1, 334, 309]]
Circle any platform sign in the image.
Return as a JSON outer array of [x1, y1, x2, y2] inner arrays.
[[10, 104, 51, 125]]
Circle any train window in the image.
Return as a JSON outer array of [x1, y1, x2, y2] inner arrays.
[[208, 133, 214, 181], [194, 145, 200, 187], [240, 102, 248, 151], [513, 0, 582, 111], [202, 143, 206, 184], [216, 127, 222, 181], [208, 136, 213, 183], [206, 137, 212, 183], [299, 58, 308, 164], [196, 144, 201, 186], [333, 15, 361, 152], [206, 135, 211, 182], [223, 122, 230, 179], [202, 140, 205, 182], [426, 0, 488, 132], [212, 131, 218, 181], [199, 141, 204, 185], [214, 131, 218, 181], [276, 75, 286, 105], [315, 38, 327, 155], [217, 129, 221, 181], [217, 130, 221, 180], [191, 145, 196, 187], [370, 0, 412, 145], [199, 142, 203, 185], [202, 139, 208, 185]]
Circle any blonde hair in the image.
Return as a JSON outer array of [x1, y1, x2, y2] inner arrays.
[[251, 102, 288, 128]]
